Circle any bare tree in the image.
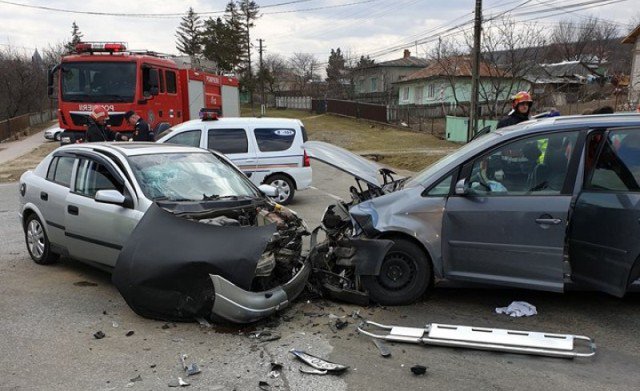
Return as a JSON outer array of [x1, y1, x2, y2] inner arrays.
[[549, 18, 599, 62], [289, 52, 319, 94], [0, 47, 48, 122], [262, 53, 288, 94], [427, 39, 469, 116]]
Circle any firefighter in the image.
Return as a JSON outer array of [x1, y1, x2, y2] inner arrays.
[[85, 107, 128, 142], [124, 110, 154, 141], [497, 91, 533, 129]]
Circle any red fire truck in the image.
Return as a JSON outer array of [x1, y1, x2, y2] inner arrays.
[[47, 42, 240, 143]]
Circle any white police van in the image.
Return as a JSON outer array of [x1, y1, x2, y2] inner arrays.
[[157, 112, 312, 204]]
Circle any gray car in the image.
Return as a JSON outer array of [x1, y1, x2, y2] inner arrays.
[[18, 142, 310, 323], [306, 113, 640, 305]]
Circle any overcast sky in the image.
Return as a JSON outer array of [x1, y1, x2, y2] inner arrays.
[[0, 0, 637, 65]]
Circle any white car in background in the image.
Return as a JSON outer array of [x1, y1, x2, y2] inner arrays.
[[157, 114, 312, 205], [44, 126, 63, 142]]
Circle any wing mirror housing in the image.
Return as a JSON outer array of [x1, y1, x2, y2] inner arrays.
[[95, 189, 126, 205], [258, 184, 279, 198], [455, 179, 469, 196]]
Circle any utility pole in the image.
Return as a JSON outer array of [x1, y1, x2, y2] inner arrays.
[[258, 38, 266, 114], [244, 0, 254, 111], [468, 0, 482, 142]]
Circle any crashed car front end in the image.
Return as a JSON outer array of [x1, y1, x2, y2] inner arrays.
[[113, 199, 310, 323]]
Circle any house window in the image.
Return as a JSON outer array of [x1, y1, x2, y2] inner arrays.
[[370, 77, 378, 92], [403, 87, 409, 101], [427, 84, 436, 98], [414, 86, 423, 103]]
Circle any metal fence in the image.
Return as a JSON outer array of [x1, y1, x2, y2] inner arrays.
[[1, 109, 56, 142], [312, 99, 388, 123], [275, 96, 312, 110]]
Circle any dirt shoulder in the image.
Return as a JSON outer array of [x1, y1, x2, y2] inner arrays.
[[0, 142, 58, 183]]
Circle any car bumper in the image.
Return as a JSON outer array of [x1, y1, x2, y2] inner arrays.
[[210, 261, 311, 323]]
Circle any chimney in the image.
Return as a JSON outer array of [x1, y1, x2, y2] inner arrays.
[[403, 49, 411, 59]]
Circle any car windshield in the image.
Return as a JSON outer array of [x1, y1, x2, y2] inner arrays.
[[408, 131, 503, 186], [61, 61, 136, 103], [128, 152, 260, 201]]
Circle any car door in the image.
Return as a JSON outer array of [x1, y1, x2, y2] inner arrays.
[[569, 128, 640, 297], [206, 127, 257, 180], [251, 126, 299, 185], [41, 154, 76, 247], [64, 155, 142, 267], [441, 130, 582, 292]]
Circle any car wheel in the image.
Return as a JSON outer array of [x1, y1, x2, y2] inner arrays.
[[361, 238, 431, 305], [267, 174, 295, 205], [54, 132, 61, 142], [25, 214, 59, 265]]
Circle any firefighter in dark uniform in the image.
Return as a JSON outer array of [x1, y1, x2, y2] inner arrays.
[[497, 91, 533, 129], [124, 110, 155, 141], [85, 106, 128, 142]]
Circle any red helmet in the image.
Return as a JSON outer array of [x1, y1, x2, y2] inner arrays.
[[90, 106, 109, 121], [512, 91, 532, 108]]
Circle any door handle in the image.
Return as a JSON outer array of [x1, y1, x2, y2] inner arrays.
[[40, 192, 48, 201], [535, 218, 561, 225], [67, 205, 79, 216]]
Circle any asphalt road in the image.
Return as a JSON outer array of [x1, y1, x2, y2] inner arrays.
[[1, 162, 640, 390]]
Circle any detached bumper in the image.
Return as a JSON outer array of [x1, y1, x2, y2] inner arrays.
[[210, 261, 311, 323]]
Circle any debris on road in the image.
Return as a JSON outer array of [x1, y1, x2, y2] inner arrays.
[[357, 320, 596, 359], [180, 354, 201, 376], [335, 319, 349, 330], [299, 367, 328, 375], [495, 301, 537, 317], [125, 330, 134, 337], [250, 330, 281, 343], [410, 365, 427, 375], [195, 317, 212, 328], [290, 349, 348, 373], [258, 381, 271, 390], [168, 377, 190, 387], [373, 339, 391, 357], [93, 331, 105, 339], [130, 375, 142, 382]]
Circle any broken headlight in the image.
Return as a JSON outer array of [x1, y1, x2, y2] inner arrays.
[[255, 252, 276, 277]]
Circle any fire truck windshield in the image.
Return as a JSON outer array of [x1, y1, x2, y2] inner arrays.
[[61, 62, 136, 103]]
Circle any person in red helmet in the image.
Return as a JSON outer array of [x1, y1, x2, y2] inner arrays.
[[85, 106, 128, 142], [497, 91, 533, 129]]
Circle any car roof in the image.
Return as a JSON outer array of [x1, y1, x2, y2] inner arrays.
[[495, 113, 640, 139], [55, 142, 209, 157], [177, 117, 303, 128]]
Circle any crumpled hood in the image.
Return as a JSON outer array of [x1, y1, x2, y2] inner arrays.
[[112, 203, 276, 321], [303, 141, 387, 188]]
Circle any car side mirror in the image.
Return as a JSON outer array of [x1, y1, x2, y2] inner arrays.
[[258, 184, 279, 198], [95, 189, 126, 205], [455, 179, 468, 195]]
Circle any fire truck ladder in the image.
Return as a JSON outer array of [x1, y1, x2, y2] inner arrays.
[[357, 320, 596, 359]]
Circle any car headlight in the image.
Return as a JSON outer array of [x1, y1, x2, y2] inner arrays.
[[255, 252, 276, 277]]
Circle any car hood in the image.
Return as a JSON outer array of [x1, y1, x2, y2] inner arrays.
[[303, 141, 387, 188]]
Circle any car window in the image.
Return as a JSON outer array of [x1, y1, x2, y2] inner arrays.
[[587, 129, 640, 192], [165, 130, 201, 147], [208, 128, 248, 154], [74, 159, 122, 198], [50, 156, 75, 187], [254, 128, 295, 152], [301, 126, 309, 142], [166, 70, 177, 93], [426, 173, 453, 196], [467, 131, 578, 196]]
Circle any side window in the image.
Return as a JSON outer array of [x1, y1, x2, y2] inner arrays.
[[208, 128, 248, 154], [75, 159, 122, 198], [166, 71, 177, 94], [467, 131, 578, 196], [50, 156, 75, 187], [46, 157, 59, 181], [587, 130, 640, 192], [426, 173, 453, 197], [159, 70, 165, 93], [165, 130, 202, 147], [254, 128, 295, 152]]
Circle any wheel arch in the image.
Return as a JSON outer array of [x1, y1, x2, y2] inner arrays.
[[22, 204, 48, 234], [376, 231, 435, 283], [263, 172, 297, 190]]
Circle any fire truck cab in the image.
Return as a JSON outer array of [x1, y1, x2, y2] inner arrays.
[[48, 42, 239, 143]]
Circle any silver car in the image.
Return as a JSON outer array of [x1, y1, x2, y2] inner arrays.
[[306, 113, 640, 305], [18, 142, 310, 323]]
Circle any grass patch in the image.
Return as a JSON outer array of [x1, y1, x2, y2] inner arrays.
[[0, 142, 58, 183], [376, 153, 448, 172]]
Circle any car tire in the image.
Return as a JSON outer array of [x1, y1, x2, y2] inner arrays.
[[25, 214, 59, 265], [361, 238, 431, 305], [54, 132, 61, 142], [266, 174, 295, 205]]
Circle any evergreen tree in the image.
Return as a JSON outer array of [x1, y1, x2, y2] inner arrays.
[[64, 22, 83, 53], [356, 55, 375, 68], [202, 16, 243, 72], [326, 48, 345, 83], [175, 7, 204, 57]]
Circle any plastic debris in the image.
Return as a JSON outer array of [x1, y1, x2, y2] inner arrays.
[[373, 339, 391, 357], [126, 330, 134, 337], [268, 362, 283, 378], [130, 375, 142, 382], [290, 349, 348, 373], [112, 321, 119, 328], [495, 301, 537, 317], [250, 330, 281, 342], [299, 367, 328, 375], [335, 319, 349, 330], [258, 381, 271, 390], [195, 317, 212, 328], [411, 365, 427, 375], [180, 354, 201, 376], [93, 331, 105, 339], [168, 378, 190, 387]]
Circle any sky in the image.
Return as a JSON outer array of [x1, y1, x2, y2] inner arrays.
[[0, 0, 637, 66]]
